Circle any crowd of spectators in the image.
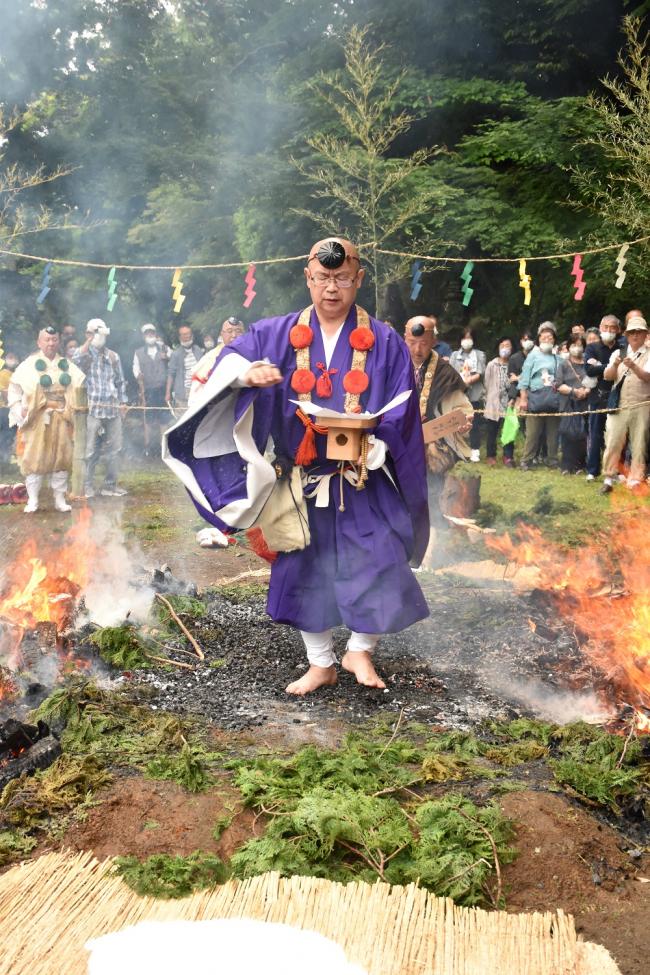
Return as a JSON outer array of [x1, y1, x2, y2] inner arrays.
[[1, 307, 648, 506]]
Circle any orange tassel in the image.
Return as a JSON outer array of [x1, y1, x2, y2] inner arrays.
[[245, 526, 277, 563], [295, 409, 327, 466]]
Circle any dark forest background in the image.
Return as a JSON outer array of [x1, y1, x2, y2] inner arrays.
[[0, 0, 649, 359]]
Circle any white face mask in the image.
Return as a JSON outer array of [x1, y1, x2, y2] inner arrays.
[[569, 345, 583, 358], [539, 341, 554, 355], [461, 339, 473, 351], [145, 335, 157, 345], [600, 330, 615, 344], [499, 346, 511, 359], [180, 339, 193, 348], [559, 351, 570, 359], [91, 333, 107, 349], [522, 339, 534, 352]]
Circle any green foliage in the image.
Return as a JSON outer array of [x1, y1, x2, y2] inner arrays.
[[551, 756, 643, 812], [146, 740, 214, 794], [0, 755, 111, 829], [32, 679, 219, 790], [0, 829, 37, 867], [115, 851, 228, 899], [89, 625, 152, 670], [154, 595, 206, 625], [212, 583, 268, 604], [483, 742, 548, 767]]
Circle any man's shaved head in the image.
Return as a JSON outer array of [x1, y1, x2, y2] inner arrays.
[[37, 327, 60, 358], [304, 237, 365, 325]]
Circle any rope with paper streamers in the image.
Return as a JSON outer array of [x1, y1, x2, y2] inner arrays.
[[0, 232, 646, 312]]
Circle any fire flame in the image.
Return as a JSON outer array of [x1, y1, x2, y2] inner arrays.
[[487, 509, 650, 730], [0, 508, 95, 688]]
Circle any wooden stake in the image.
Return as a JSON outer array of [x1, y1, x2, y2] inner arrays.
[[155, 593, 205, 660]]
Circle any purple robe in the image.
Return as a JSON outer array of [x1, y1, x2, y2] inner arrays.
[[163, 306, 429, 634]]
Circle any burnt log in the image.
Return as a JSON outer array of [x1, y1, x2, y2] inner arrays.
[[439, 473, 481, 518], [0, 734, 62, 792]]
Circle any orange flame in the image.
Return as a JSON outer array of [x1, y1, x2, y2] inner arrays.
[[0, 508, 96, 690], [487, 508, 650, 729]]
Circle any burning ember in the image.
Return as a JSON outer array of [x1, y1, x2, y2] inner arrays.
[[487, 507, 650, 731], [0, 509, 96, 694]]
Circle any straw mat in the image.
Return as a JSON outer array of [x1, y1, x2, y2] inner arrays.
[[0, 851, 621, 975]]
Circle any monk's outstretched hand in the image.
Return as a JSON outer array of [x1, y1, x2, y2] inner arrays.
[[244, 364, 283, 387]]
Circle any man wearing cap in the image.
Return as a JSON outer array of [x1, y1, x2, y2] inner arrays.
[[404, 316, 472, 565], [133, 324, 170, 454], [73, 319, 129, 498], [8, 327, 85, 512], [163, 237, 429, 695], [188, 317, 246, 403], [517, 321, 562, 470], [600, 313, 650, 492]]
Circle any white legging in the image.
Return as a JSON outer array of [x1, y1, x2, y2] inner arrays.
[[300, 629, 379, 668]]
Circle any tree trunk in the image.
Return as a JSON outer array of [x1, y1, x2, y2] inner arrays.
[[439, 473, 481, 518]]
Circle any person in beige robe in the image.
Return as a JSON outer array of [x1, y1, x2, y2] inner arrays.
[[8, 327, 86, 513]]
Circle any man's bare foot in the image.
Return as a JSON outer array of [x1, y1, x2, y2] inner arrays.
[[341, 651, 386, 689], [286, 665, 337, 696]]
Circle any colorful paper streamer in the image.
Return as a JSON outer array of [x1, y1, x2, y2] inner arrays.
[[243, 263, 257, 309], [614, 243, 629, 289], [171, 268, 186, 313], [36, 262, 52, 305], [410, 260, 423, 301], [571, 253, 586, 301], [106, 267, 118, 312], [518, 259, 532, 306], [460, 261, 474, 307]]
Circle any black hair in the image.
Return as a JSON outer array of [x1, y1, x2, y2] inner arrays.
[[496, 336, 514, 352], [461, 327, 476, 340]]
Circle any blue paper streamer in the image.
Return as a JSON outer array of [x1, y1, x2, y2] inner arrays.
[[107, 266, 118, 312], [410, 260, 423, 301], [36, 262, 52, 305]]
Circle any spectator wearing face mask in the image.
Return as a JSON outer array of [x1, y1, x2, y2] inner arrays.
[[449, 328, 486, 462], [166, 325, 204, 412], [556, 336, 589, 474], [600, 314, 650, 493], [133, 324, 170, 454], [584, 314, 626, 481], [517, 322, 562, 470], [483, 337, 516, 466], [73, 318, 129, 498], [507, 332, 534, 398]]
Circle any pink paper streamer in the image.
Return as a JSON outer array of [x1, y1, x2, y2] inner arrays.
[[243, 263, 257, 308], [571, 254, 586, 301]]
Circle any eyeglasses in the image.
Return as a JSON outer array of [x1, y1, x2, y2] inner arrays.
[[309, 272, 358, 288]]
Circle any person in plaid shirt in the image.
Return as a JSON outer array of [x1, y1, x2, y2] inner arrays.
[[73, 318, 129, 497]]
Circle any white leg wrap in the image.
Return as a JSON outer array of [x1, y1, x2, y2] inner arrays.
[[300, 629, 336, 668], [346, 632, 380, 654], [24, 473, 43, 512]]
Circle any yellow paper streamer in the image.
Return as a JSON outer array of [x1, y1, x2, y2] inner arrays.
[[171, 268, 186, 313], [518, 259, 532, 305]]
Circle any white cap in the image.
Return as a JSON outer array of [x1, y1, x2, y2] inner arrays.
[[625, 315, 648, 332], [87, 318, 110, 335], [141, 323, 156, 334]]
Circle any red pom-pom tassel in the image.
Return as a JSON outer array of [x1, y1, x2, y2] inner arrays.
[[343, 369, 369, 394], [245, 526, 277, 564], [290, 369, 316, 393], [349, 327, 375, 351], [289, 324, 314, 349], [294, 409, 327, 467]]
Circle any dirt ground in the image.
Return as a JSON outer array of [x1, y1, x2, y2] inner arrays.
[[2, 470, 650, 974], [56, 779, 649, 975]]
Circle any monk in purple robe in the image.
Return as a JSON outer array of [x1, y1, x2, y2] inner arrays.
[[163, 237, 429, 695]]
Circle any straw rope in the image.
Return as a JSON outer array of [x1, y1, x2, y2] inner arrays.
[[0, 851, 621, 975], [0, 234, 647, 271], [2, 399, 649, 418]]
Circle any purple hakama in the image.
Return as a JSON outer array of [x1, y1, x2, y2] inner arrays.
[[163, 306, 429, 634]]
